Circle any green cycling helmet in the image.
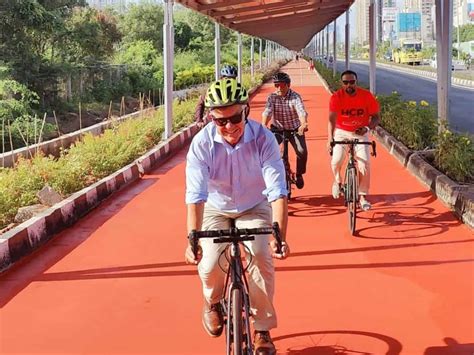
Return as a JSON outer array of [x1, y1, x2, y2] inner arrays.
[[205, 78, 249, 108]]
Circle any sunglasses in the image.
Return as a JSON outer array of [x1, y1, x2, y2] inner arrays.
[[342, 80, 356, 85], [274, 82, 287, 88], [211, 111, 244, 127]]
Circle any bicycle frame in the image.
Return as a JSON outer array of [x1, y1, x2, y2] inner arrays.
[[189, 222, 282, 355], [330, 139, 376, 235], [223, 234, 252, 355], [271, 127, 297, 200]]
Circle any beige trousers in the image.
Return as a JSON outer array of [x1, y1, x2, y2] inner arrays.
[[331, 128, 371, 195], [198, 200, 277, 331]]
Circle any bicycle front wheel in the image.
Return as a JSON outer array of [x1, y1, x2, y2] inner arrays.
[[231, 288, 243, 355], [347, 167, 358, 235]]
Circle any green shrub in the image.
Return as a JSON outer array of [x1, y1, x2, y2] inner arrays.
[[378, 93, 437, 150], [313, 60, 341, 92], [435, 128, 474, 183]]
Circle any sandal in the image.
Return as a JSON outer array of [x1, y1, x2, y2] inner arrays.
[[360, 200, 371, 211]]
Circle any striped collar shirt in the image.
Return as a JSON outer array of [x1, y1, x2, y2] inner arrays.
[[263, 89, 307, 130], [186, 119, 287, 212]]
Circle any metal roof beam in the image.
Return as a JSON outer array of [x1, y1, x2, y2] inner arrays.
[[235, 13, 340, 34], [210, 0, 314, 17], [219, 3, 319, 24], [230, 7, 345, 30], [227, 5, 346, 26], [197, 0, 258, 12]]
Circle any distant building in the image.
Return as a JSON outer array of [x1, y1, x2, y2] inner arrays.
[[355, 0, 370, 45], [86, 0, 127, 11], [383, 6, 398, 42], [469, 0, 474, 22], [404, 0, 421, 11], [421, 0, 434, 44], [454, 0, 473, 25], [397, 11, 422, 39]]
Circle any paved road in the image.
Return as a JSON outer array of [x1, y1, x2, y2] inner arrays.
[[334, 61, 474, 134]]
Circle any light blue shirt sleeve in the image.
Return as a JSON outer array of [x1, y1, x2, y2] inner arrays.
[[185, 136, 210, 204]]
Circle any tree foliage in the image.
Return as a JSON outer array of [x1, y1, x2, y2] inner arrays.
[[60, 7, 121, 64], [118, 3, 164, 52], [456, 23, 474, 43]]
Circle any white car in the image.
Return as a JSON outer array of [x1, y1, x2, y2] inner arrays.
[[452, 59, 467, 71], [430, 57, 466, 71]]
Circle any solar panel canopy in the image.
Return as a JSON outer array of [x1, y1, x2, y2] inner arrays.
[[175, 0, 355, 51]]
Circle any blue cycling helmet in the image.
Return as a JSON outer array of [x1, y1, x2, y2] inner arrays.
[[220, 65, 238, 78]]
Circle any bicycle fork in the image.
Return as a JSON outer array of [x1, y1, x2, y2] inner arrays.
[[225, 243, 253, 355]]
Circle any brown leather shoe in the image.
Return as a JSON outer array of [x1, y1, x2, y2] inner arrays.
[[254, 331, 276, 355], [202, 302, 224, 337]]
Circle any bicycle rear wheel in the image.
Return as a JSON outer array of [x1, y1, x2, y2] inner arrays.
[[347, 167, 358, 235], [231, 288, 243, 355], [286, 169, 292, 200]]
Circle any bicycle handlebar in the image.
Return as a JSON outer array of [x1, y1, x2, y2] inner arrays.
[[270, 125, 298, 137], [188, 222, 283, 257], [330, 139, 377, 157]]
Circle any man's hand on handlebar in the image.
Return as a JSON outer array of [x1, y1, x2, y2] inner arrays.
[[185, 243, 202, 265], [326, 139, 333, 154], [270, 240, 290, 260], [297, 122, 308, 136], [354, 126, 369, 136]]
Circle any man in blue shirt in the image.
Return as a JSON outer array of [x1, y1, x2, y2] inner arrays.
[[185, 78, 289, 355]]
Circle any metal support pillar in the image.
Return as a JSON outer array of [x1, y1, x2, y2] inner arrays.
[[333, 19, 337, 77], [250, 37, 255, 80], [435, 0, 453, 130], [369, 0, 377, 94], [214, 23, 221, 80], [237, 32, 243, 83], [345, 10, 350, 70], [163, 0, 174, 139], [326, 26, 329, 68]]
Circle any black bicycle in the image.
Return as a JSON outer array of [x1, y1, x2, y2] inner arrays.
[[271, 126, 297, 200], [330, 139, 376, 235], [189, 222, 282, 355]]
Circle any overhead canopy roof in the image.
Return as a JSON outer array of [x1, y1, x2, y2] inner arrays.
[[175, 0, 354, 51]]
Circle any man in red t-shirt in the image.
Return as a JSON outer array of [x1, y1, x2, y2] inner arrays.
[[327, 70, 380, 211]]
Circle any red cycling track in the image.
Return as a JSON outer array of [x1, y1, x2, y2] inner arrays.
[[0, 60, 472, 355]]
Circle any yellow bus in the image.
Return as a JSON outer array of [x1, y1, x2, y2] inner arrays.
[[392, 39, 423, 65]]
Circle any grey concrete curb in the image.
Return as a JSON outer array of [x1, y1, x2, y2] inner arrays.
[[0, 124, 199, 273], [373, 126, 413, 167]]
